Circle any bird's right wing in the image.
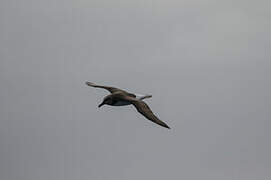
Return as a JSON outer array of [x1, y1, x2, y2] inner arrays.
[[86, 82, 125, 94], [120, 95, 170, 129]]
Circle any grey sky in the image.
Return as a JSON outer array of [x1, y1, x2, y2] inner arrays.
[[1, 0, 271, 180]]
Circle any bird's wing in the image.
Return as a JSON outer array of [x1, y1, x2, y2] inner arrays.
[[120, 95, 170, 129], [86, 82, 126, 94], [132, 100, 170, 129]]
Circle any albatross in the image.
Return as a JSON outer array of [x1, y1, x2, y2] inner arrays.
[[86, 82, 170, 129]]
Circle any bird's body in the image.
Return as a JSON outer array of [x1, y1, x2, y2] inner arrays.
[[105, 93, 152, 106], [85, 82, 170, 129], [112, 100, 131, 106]]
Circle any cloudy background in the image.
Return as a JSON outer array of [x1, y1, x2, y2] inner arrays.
[[1, 0, 271, 179]]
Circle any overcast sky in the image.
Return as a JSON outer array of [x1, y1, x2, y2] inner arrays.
[[1, 0, 271, 180]]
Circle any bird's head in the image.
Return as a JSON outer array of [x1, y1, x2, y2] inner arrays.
[[98, 96, 113, 108]]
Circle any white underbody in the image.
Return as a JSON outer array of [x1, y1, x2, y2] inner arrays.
[[112, 94, 149, 106]]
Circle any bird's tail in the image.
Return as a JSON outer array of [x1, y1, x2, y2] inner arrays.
[[135, 94, 152, 100]]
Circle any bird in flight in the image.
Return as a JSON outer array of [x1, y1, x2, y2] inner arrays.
[[86, 82, 170, 129]]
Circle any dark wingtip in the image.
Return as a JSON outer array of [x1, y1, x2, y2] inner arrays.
[[161, 122, 171, 129], [165, 125, 171, 129]]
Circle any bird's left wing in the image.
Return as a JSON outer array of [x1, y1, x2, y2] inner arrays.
[[119, 95, 170, 129]]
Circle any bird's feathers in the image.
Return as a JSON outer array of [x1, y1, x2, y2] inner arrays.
[[85, 82, 123, 93], [116, 94, 170, 129], [131, 100, 170, 129], [86, 82, 170, 129]]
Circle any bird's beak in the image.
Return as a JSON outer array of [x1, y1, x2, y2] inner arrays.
[[86, 82, 91, 86], [98, 102, 105, 108]]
